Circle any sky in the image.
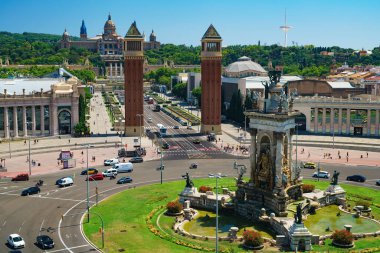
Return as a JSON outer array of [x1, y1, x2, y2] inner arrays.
[[1, 0, 380, 49]]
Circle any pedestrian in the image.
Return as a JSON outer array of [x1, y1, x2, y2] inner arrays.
[[81, 150, 84, 155], [68, 139, 70, 144], [346, 156, 349, 162], [366, 152, 368, 158], [308, 152, 310, 158], [24, 140, 26, 145], [57, 160, 60, 166]]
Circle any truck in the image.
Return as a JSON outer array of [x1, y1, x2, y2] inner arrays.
[[118, 148, 139, 157]]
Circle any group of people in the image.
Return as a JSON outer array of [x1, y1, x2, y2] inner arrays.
[[24, 139, 39, 145]]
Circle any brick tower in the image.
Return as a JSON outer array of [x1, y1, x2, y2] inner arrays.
[[200, 25, 222, 134], [123, 21, 144, 136]]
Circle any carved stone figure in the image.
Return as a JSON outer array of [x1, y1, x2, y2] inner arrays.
[[295, 203, 303, 224], [257, 150, 272, 189], [185, 172, 194, 188]]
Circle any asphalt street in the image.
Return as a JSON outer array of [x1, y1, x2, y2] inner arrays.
[[0, 157, 379, 253]]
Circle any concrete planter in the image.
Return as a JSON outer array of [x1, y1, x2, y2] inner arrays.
[[165, 210, 183, 216], [332, 241, 354, 248], [242, 243, 265, 250]]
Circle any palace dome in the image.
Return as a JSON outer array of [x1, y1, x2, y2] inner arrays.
[[104, 14, 116, 34], [224, 56, 267, 78]]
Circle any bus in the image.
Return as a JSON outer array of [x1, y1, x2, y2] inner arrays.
[[157, 123, 167, 137]]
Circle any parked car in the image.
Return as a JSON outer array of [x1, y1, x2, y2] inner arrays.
[[173, 125, 180, 129], [117, 176, 133, 184], [162, 143, 170, 149], [86, 174, 104, 181], [80, 168, 98, 175], [192, 139, 201, 144], [57, 177, 73, 187], [11, 173, 29, 181], [129, 157, 144, 163], [102, 168, 118, 177], [36, 235, 54, 249], [376, 180, 380, 186], [21, 186, 40, 196], [104, 158, 119, 166], [303, 162, 316, 169], [113, 163, 133, 173], [7, 234, 25, 249], [346, 174, 366, 182], [312, 171, 330, 179]]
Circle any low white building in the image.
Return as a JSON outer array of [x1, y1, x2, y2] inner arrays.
[[187, 72, 201, 103]]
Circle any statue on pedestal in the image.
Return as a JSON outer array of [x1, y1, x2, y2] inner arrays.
[[185, 172, 194, 188], [257, 149, 273, 189], [294, 203, 303, 224], [331, 170, 340, 185]]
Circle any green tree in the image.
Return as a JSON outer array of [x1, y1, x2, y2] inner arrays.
[[227, 89, 244, 123], [70, 69, 95, 83], [172, 82, 187, 99], [191, 87, 202, 107]]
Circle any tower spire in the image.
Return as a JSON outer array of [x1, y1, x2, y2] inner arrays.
[[280, 9, 292, 47]]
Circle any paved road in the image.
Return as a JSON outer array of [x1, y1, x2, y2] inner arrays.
[[0, 157, 379, 253]]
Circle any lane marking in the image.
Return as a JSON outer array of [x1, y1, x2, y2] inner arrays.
[[18, 220, 26, 233], [39, 218, 45, 236], [45, 244, 89, 253]]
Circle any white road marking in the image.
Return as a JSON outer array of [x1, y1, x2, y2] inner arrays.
[[39, 218, 45, 236], [45, 244, 89, 253], [18, 220, 26, 232]]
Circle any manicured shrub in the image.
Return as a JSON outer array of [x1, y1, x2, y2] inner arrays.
[[243, 230, 263, 247], [331, 229, 354, 245], [199, 185, 212, 193], [302, 184, 315, 193], [166, 200, 183, 213]]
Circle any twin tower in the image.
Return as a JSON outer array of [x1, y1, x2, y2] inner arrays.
[[124, 22, 222, 136]]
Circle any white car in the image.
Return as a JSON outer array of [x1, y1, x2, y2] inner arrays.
[[102, 168, 118, 177], [104, 158, 119, 166], [312, 170, 330, 179], [58, 177, 74, 187], [7, 234, 25, 249], [147, 117, 153, 123]]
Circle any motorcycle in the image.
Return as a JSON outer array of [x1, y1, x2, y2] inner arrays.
[[36, 179, 44, 187]]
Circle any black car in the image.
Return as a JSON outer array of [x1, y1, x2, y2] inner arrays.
[[376, 180, 380, 186], [129, 157, 144, 163], [162, 143, 170, 149], [192, 139, 201, 144], [21, 186, 40, 196], [117, 177, 133, 184], [346, 174, 366, 182], [36, 235, 54, 249]]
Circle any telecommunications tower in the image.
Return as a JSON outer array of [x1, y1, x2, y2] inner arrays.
[[279, 10, 292, 47]]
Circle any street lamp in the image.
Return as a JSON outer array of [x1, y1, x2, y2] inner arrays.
[[82, 144, 94, 222], [136, 114, 143, 146], [209, 173, 221, 253], [160, 136, 164, 184], [6, 124, 11, 159], [90, 211, 105, 248], [26, 122, 33, 176], [295, 123, 302, 171]]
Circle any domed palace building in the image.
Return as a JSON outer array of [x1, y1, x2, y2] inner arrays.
[[60, 14, 160, 79]]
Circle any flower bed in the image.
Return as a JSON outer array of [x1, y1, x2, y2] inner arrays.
[[331, 229, 354, 248], [166, 106, 200, 125]]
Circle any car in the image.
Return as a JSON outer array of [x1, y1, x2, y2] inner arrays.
[[189, 163, 198, 169], [129, 157, 144, 163], [104, 158, 119, 166], [208, 173, 222, 178], [80, 168, 98, 175], [187, 125, 193, 130], [113, 163, 133, 173], [117, 176, 133, 184], [162, 143, 170, 149], [86, 174, 104, 181], [102, 168, 118, 177], [376, 180, 380, 186], [7, 234, 25, 249], [36, 235, 54, 249], [312, 171, 330, 179], [147, 117, 153, 123], [173, 125, 180, 129], [57, 177, 74, 187], [346, 174, 366, 182], [11, 173, 29, 181], [192, 139, 201, 144], [303, 162, 316, 169], [55, 176, 73, 185], [21, 186, 40, 196]]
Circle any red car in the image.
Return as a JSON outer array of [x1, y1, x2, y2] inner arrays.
[[11, 173, 29, 181], [86, 174, 104, 181]]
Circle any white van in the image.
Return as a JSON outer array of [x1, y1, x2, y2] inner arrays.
[[58, 177, 74, 187], [113, 163, 133, 173], [104, 158, 119, 166], [102, 168, 118, 177]]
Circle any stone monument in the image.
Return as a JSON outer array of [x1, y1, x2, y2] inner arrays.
[[289, 203, 312, 251], [179, 172, 199, 201], [235, 70, 302, 218]]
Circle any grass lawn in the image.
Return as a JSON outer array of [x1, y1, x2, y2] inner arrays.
[[303, 179, 380, 220]]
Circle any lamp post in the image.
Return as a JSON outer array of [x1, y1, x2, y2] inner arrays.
[[7, 124, 11, 159], [82, 144, 94, 222], [90, 211, 105, 248], [210, 173, 221, 253], [26, 122, 33, 176], [295, 123, 302, 171], [136, 114, 143, 147], [160, 136, 164, 184]]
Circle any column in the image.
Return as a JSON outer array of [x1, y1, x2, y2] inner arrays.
[[13, 106, 18, 137], [338, 108, 342, 135], [314, 108, 318, 133], [330, 108, 334, 133], [110, 63, 113, 78], [375, 110, 379, 136], [22, 106, 27, 137], [274, 132, 283, 189], [305, 108, 311, 132], [250, 129, 257, 184], [31, 106, 36, 135], [346, 109, 351, 134], [4, 107, 9, 138], [322, 108, 326, 134], [367, 109, 371, 136], [289, 131, 293, 180], [40, 105, 45, 135], [50, 104, 58, 136], [119, 62, 122, 77]]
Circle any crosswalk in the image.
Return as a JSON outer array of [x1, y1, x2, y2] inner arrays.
[[144, 125, 187, 130]]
